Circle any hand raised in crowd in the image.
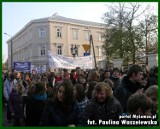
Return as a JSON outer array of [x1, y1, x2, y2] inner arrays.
[[135, 88, 144, 94]]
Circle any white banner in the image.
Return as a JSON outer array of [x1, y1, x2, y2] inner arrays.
[[31, 65, 46, 73], [48, 51, 94, 69]]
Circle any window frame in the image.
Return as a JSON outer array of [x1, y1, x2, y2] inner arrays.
[[84, 31, 90, 41], [72, 29, 78, 39], [57, 45, 62, 55], [56, 27, 62, 38], [39, 27, 46, 38]]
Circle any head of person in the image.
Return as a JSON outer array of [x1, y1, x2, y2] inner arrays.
[[63, 69, 70, 79], [48, 72, 56, 83], [103, 79, 114, 89], [88, 70, 100, 82], [9, 72, 14, 81], [33, 74, 41, 82], [103, 70, 111, 79], [141, 73, 149, 88], [145, 85, 158, 114], [32, 70, 36, 75], [93, 82, 113, 103], [13, 83, 23, 95], [127, 93, 153, 115], [75, 84, 86, 102], [41, 73, 48, 83], [99, 69, 104, 75], [24, 73, 30, 81], [14, 71, 21, 80], [34, 82, 46, 95], [70, 69, 76, 76], [127, 65, 143, 83], [77, 69, 82, 75], [55, 79, 73, 105], [77, 74, 86, 84], [76, 67, 81, 72], [112, 68, 120, 78]]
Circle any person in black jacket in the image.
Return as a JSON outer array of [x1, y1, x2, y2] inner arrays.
[[8, 83, 25, 126], [114, 64, 144, 112], [83, 82, 123, 126], [110, 68, 120, 91], [25, 82, 47, 126], [40, 79, 78, 126]]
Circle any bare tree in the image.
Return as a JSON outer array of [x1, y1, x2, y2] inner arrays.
[[102, 2, 157, 65], [138, 14, 158, 64]]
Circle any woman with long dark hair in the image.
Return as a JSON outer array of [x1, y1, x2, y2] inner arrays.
[[40, 79, 78, 126]]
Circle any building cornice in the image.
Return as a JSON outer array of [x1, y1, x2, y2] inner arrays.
[[6, 15, 106, 43]]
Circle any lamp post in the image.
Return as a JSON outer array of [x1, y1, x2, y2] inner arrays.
[[70, 45, 78, 58], [87, 28, 97, 68], [4, 32, 13, 70]]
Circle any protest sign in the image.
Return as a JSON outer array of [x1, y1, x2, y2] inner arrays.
[[48, 51, 94, 69]]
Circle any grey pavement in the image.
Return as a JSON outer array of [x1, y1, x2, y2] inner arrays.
[[2, 103, 13, 127]]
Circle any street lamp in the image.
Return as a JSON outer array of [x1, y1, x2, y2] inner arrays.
[[86, 28, 97, 68], [70, 45, 78, 58], [4, 32, 13, 70]]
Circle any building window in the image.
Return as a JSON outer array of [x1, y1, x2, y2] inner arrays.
[[57, 45, 62, 55], [98, 33, 105, 42], [99, 47, 102, 57], [41, 46, 45, 56], [84, 31, 90, 41], [72, 29, 78, 39], [57, 28, 62, 38], [39, 27, 46, 38]]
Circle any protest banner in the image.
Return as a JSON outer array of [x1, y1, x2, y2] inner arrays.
[[48, 51, 94, 69], [14, 62, 31, 72], [31, 65, 46, 74]]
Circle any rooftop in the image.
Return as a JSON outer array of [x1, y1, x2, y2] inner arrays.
[[33, 14, 105, 27], [6, 14, 105, 42]]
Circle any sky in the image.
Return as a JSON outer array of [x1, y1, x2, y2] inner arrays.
[[2, 2, 158, 63]]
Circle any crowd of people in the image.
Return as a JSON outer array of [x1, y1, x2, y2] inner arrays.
[[2, 65, 158, 126]]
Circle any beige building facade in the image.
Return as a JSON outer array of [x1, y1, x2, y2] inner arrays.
[[7, 15, 106, 70]]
